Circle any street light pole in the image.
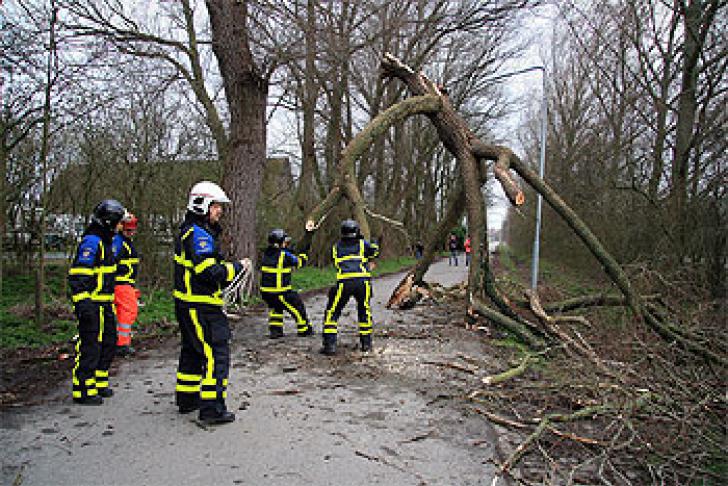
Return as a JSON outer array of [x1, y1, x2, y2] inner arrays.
[[484, 66, 547, 290], [531, 69, 547, 290]]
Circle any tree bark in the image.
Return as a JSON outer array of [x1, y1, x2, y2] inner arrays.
[[205, 0, 269, 259]]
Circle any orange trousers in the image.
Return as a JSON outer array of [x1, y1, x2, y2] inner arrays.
[[114, 285, 139, 346]]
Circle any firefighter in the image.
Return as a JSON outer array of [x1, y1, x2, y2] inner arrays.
[[173, 181, 250, 425], [260, 228, 313, 339], [320, 219, 380, 355], [68, 199, 126, 405], [112, 213, 140, 356]]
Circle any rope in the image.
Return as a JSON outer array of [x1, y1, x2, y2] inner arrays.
[[223, 260, 254, 316]]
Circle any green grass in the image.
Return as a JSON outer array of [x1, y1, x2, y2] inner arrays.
[[0, 265, 78, 349], [0, 256, 417, 350]]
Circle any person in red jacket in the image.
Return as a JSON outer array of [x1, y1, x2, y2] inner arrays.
[[464, 236, 472, 267], [112, 213, 140, 356]]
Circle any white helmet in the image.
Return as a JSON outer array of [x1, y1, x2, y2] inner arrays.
[[187, 181, 230, 215]]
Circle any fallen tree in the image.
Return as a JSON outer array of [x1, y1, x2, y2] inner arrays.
[[298, 53, 725, 367]]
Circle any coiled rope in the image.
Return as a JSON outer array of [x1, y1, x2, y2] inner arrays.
[[222, 259, 254, 317]]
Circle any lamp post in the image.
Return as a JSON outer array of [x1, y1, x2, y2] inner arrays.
[[484, 65, 547, 290]]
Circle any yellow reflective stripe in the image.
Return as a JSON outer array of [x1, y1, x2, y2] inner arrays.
[[72, 340, 81, 388], [363, 280, 373, 331], [72, 292, 91, 302], [98, 306, 104, 342], [69, 265, 116, 274], [69, 267, 95, 275], [172, 290, 223, 306], [182, 228, 194, 241], [174, 254, 193, 267], [268, 311, 284, 318], [95, 370, 109, 378], [177, 372, 201, 381], [194, 258, 216, 274], [190, 308, 214, 380], [116, 276, 134, 283], [277, 252, 285, 289], [120, 258, 139, 264], [334, 255, 363, 262], [279, 295, 305, 324], [261, 267, 292, 273], [200, 391, 217, 399], [225, 262, 235, 281], [297, 254, 307, 269], [176, 384, 200, 392], [72, 293, 114, 302], [337, 272, 370, 280], [325, 283, 344, 325]]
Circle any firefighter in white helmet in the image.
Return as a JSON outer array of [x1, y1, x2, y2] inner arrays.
[[173, 181, 250, 425]]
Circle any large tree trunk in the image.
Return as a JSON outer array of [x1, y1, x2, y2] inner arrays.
[[295, 0, 322, 214], [205, 0, 268, 259]]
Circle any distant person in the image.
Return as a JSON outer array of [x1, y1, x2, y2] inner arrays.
[[464, 236, 471, 266], [320, 219, 380, 355], [68, 199, 127, 405], [112, 213, 140, 357], [260, 228, 313, 339], [414, 241, 424, 259], [448, 234, 458, 266], [173, 181, 250, 425]]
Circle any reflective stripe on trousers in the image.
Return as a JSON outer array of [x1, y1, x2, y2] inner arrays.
[[174, 303, 230, 413], [322, 279, 373, 335]]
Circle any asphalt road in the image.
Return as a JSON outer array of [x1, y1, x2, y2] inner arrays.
[[1, 260, 498, 486]]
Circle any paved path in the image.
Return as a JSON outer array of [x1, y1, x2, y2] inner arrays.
[[1, 260, 498, 486]]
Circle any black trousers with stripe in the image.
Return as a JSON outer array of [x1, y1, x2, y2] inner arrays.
[[175, 302, 230, 415], [72, 301, 117, 399], [322, 278, 373, 336], [261, 290, 310, 334]]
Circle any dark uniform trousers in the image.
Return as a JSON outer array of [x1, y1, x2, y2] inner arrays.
[[73, 302, 117, 399], [261, 290, 310, 334], [175, 302, 230, 415], [322, 278, 373, 336]]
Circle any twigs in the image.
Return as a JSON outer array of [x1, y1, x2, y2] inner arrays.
[[481, 355, 534, 385]]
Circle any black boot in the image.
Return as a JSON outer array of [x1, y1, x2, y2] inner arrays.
[[98, 388, 114, 398], [73, 395, 103, 406], [269, 326, 284, 339], [199, 410, 236, 425], [360, 335, 372, 352], [320, 334, 337, 355]]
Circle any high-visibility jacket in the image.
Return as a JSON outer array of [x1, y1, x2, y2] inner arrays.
[[260, 247, 307, 293], [68, 225, 117, 304], [112, 233, 139, 286], [173, 214, 242, 307], [333, 238, 379, 281]]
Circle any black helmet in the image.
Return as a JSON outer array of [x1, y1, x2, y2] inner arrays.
[[91, 199, 126, 230], [268, 228, 287, 246], [341, 219, 360, 238]]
